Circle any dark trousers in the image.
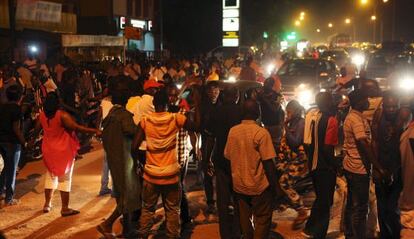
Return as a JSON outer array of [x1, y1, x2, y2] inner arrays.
[[216, 166, 240, 238], [304, 169, 337, 239], [235, 188, 273, 239], [180, 159, 191, 224], [201, 137, 215, 206], [344, 171, 370, 239], [0, 143, 21, 202], [375, 172, 402, 239]]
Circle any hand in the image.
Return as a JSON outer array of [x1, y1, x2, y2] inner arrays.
[[95, 129, 102, 137], [374, 168, 392, 185]]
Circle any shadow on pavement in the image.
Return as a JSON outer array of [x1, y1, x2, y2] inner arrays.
[[2, 211, 44, 233], [24, 196, 107, 239], [14, 174, 42, 199]]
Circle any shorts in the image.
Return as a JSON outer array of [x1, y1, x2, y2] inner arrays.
[[44, 162, 74, 192]]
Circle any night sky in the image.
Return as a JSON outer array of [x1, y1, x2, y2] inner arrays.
[[162, 0, 414, 55]]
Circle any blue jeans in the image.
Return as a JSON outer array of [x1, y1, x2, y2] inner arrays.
[[344, 171, 370, 239], [0, 143, 21, 202]]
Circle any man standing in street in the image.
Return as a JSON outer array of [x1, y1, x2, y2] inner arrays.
[[342, 90, 390, 239], [224, 99, 281, 239], [134, 89, 200, 239], [200, 81, 221, 215], [257, 77, 284, 150], [0, 85, 27, 206], [302, 92, 339, 239], [371, 91, 403, 239], [209, 87, 243, 238]]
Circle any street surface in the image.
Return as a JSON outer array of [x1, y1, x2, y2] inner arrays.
[[0, 143, 347, 239]]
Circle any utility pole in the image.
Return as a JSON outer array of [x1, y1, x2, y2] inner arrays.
[[159, 0, 164, 51], [8, 0, 16, 61]]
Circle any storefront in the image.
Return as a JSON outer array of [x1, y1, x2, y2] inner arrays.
[[62, 35, 125, 63]]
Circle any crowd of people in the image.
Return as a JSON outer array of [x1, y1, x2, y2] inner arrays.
[[0, 53, 413, 239]]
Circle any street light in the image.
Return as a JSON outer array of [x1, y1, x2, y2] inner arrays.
[[300, 11, 305, 16], [300, 15, 305, 21], [383, 0, 389, 3], [316, 28, 321, 33], [345, 18, 351, 24], [295, 20, 301, 26], [371, 15, 377, 21], [328, 23, 333, 28], [360, 0, 369, 5]]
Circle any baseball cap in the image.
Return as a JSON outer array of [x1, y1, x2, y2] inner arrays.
[[143, 78, 163, 91]]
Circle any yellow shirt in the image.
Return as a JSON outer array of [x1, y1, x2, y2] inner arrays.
[[141, 112, 187, 185]]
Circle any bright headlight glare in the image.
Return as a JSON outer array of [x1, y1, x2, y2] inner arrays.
[[399, 77, 414, 90], [352, 54, 365, 66], [266, 64, 275, 74], [228, 76, 236, 82], [297, 89, 313, 109]]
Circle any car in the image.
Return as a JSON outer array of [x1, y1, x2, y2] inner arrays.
[[276, 58, 339, 108], [320, 49, 350, 68]]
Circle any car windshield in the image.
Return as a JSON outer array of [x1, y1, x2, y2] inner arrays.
[[278, 60, 318, 77], [321, 51, 347, 59], [367, 54, 392, 67]]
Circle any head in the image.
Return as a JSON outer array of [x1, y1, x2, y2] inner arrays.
[[111, 75, 132, 106], [223, 87, 240, 104], [206, 81, 220, 103], [44, 92, 60, 119], [167, 84, 179, 105], [153, 89, 169, 112], [144, 79, 162, 96], [286, 100, 304, 121], [382, 91, 400, 121], [315, 92, 335, 113], [263, 77, 275, 93], [361, 79, 381, 98], [242, 99, 260, 120], [245, 87, 258, 101], [348, 89, 369, 112], [6, 85, 23, 102]]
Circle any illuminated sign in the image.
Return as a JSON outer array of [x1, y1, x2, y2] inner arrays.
[[120, 16, 126, 29], [223, 0, 239, 9], [222, 0, 239, 47], [223, 18, 239, 31], [119, 17, 147, 30], [223, 31, 239, 39]]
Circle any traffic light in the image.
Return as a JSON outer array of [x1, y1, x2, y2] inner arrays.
[[263, 31, 269, 39]]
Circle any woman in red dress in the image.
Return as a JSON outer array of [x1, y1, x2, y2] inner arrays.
[[33, 92, 101, 216]]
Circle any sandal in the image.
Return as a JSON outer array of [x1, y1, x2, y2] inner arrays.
[[96, 224, 116, 239], [43, 205, 52, 213], [61, 208, 80, 217]]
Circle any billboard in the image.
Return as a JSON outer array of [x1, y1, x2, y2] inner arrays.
[[222, 0, 239, 47]]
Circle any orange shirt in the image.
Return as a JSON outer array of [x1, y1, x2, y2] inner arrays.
[[141, 112, 187, 185]]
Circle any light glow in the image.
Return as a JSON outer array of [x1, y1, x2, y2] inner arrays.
[[352, 54, 366, 67], [399, 77, 414, 90]]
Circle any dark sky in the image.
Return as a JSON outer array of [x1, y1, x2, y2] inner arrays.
[[162, 0, 414, 54]]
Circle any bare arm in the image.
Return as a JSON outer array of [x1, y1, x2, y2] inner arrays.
[[356, 138, 385, 175], [61, 111, 100, 135], [132, 126, 145, 155], [12, 121, 26, 146]]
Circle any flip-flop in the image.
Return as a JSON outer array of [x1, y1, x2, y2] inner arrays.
[[61, 209, 80, 217], [96, 224, 116, 239], [43, 206, 52, 213]]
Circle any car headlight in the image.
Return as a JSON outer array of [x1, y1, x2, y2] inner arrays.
[[227, 76, 236, 82], [399, 77, 414, 90], [296, 87, 314, 109], [351, 54, 365, 67], [266, 64, 275, 75]]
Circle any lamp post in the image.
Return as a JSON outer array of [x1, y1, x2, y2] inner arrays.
[[345, 18, 357, 42], [371, 15, 377, 43]]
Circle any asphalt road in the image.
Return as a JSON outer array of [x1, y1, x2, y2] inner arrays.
[[0, 143, 348, 239]]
